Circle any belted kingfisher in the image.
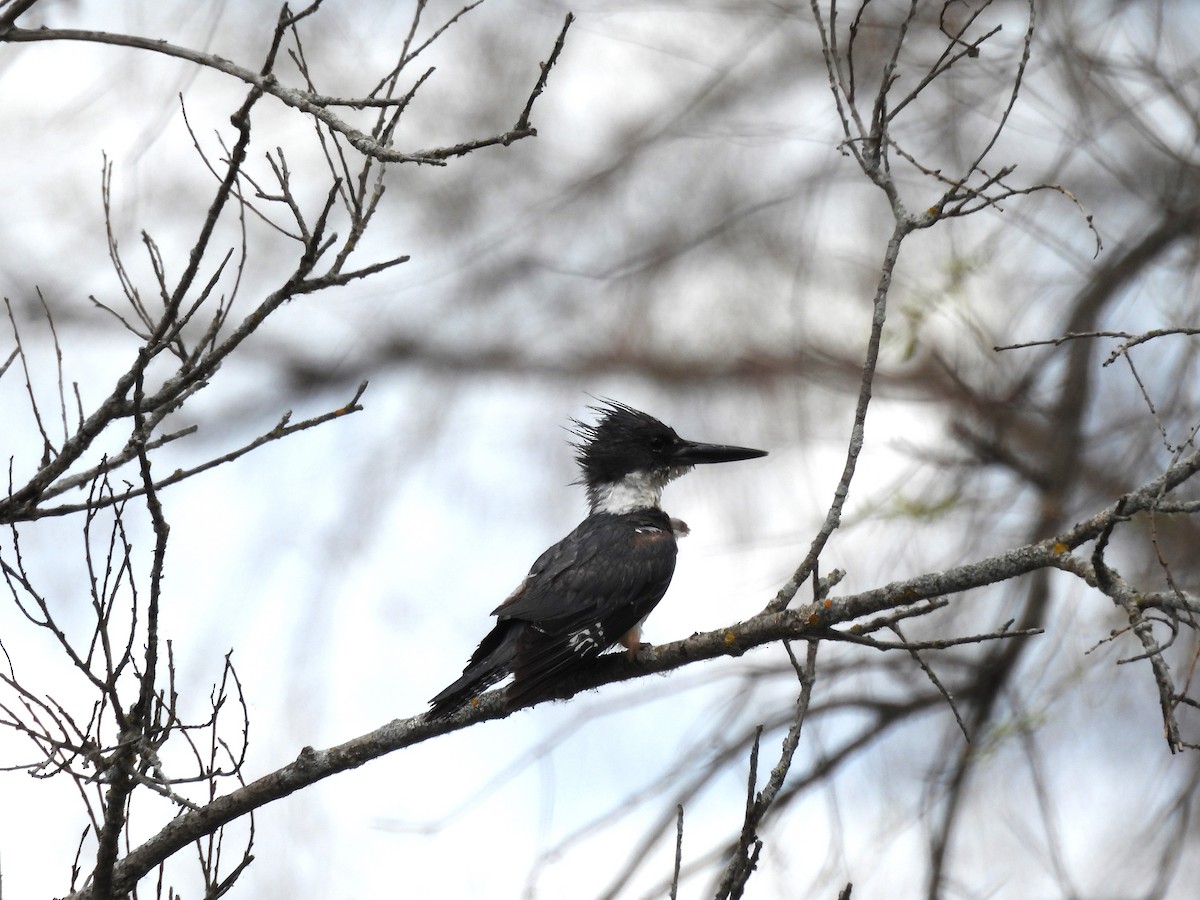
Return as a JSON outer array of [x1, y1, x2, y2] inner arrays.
[[428, 400, 766, 716]]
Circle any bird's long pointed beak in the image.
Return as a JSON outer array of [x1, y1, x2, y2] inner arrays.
[[672, 438, 767, 465]]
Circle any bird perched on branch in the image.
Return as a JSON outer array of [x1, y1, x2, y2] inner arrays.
[[428, 400, 766, 716]]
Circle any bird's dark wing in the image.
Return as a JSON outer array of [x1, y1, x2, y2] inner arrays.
[[429, 509, 678, 716], [491, 528, 592, 619], [500, 510, 679, 708], [428, 533, 593, 716]]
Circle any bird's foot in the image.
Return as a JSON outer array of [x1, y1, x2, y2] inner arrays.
[[629, 642, 658, 663]]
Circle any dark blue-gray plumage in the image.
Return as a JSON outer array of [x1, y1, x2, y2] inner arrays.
[[428, 400, 766, 715]]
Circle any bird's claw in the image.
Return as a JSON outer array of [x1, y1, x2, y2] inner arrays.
[[631, 642, 658, 663]]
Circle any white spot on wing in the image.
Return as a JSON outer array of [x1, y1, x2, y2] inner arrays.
[[567, 621, 605, 655]]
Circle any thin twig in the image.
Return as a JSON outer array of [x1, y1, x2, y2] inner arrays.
[[715, 641, 820, 899], [670, 804, 684, 900]]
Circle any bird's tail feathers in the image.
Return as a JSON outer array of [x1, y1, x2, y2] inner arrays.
[[505, 635, 601, 711], [427, 623, 520, 717]]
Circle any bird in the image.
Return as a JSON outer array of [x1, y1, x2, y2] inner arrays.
[[427, 399, 767, 717]]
